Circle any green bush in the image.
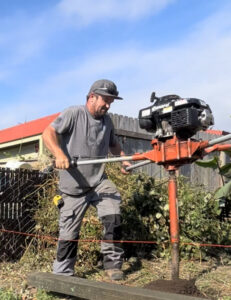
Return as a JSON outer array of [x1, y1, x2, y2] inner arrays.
[[0, 288, 20, 300], [22, 163, 231, 268], [107, 163, 231, 260]]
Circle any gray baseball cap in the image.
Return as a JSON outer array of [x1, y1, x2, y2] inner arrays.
[[88, 79, 123, 100]]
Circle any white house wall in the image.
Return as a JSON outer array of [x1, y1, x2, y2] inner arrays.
[[0, 135, 45, 164]]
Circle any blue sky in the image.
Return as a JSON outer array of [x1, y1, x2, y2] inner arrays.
[[0, 0, 230, 131]]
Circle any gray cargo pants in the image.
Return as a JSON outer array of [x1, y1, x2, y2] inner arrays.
[[53, 179, 124, 275]]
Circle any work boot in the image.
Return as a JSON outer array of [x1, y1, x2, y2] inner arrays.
[[105, 269, 124, 281]]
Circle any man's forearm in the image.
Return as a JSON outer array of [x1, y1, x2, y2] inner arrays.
[[42, 125, 69, 169], [42, 126, 62, 157]]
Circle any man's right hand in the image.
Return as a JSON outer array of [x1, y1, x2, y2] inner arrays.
[[55, 152, 70, 169]]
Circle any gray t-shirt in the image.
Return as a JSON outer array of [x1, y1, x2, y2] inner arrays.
[[51, 105, 117, 195]]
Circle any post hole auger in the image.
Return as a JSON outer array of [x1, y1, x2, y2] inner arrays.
[[59, 91, 231, 280], [69, 133, 231, 280]]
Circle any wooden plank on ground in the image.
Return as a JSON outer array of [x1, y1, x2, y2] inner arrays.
[[27, 272, 205, 300]]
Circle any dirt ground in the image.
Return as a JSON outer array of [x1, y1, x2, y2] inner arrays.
[[144, 278, 206, 298], [1, 258, 231, 299]]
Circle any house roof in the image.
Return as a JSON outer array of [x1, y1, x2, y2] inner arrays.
[[205, 129, 230, 136], [0, 113, 59, 144]]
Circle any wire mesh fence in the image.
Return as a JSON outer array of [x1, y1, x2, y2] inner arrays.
[[0, 167, 50, 261]]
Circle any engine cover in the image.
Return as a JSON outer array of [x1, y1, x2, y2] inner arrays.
[[139, 93, 214, 140]]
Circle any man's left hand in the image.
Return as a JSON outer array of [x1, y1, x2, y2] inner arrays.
[[121, 161, 132, 175]]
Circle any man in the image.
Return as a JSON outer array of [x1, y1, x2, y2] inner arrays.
[[42, 79, 131, 281]]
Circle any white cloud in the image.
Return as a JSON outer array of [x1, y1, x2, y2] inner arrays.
[[57, 0, 175, 25], [1, 2, 231, 132]]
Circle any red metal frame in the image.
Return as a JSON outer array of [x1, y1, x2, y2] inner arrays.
[[131, 136, 231, 279]]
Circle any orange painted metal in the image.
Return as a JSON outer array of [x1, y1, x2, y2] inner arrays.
[[132, 136, 209, 167], [168, 171, 179, 244], [204, 144, 231, 154], [168, 169, 179, 279]]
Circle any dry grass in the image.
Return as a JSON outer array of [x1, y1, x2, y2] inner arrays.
[[1, 256, 231, 299]]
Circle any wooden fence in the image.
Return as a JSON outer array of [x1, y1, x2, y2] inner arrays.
[[109, 113, 230, 192]]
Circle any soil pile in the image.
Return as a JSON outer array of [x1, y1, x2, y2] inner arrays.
[[144, 279, 206, 298]]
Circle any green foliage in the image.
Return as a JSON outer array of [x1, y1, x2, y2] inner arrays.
[[33, 176, 59, 236], [0, 288, 20, 300], [196, 152, 231, 201], [220, 162, 231, 178], [196, 157, 219, 169], [106, 163, 170, 258], [177, 178, 231, 259], [22, 163, 231, 270], [215, 181, 231, 200], [106, 164, 231, 260]]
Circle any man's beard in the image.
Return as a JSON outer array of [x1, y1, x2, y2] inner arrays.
[[94, 108, 108, 119]]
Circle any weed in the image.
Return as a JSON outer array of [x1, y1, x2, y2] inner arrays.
[[0, 288, 20, 300]]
